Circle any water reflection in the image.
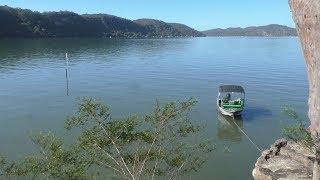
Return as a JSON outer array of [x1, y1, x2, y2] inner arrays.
[[0, 38, 188, 72], [216, 112, 243, 143], [65, 68, 69, 96], [241, 106, 272, 121]]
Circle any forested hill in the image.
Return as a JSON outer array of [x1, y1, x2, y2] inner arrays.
[[203, 24, 297, 36], [0, 5, 205, 38], [133, 19, 204, 37]]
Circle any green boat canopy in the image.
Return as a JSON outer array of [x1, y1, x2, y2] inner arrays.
[[219, 85, 245, 93]]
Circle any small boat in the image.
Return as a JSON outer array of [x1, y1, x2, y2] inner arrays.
[[217, 85, 245, 117]]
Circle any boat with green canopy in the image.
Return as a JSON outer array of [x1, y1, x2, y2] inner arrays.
[[217, 85, 245, 117]]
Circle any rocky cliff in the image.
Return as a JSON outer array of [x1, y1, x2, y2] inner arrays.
[[252, 139, 314, 180]]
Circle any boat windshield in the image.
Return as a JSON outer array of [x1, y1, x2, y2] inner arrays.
[[219, 92, 244, 100]]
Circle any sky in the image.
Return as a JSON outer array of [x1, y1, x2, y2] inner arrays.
[[0, 0, 295, 31]]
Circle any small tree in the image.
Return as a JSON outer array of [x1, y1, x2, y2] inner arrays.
[[282, 105, 314, 153], [0, 97, 213, 180]]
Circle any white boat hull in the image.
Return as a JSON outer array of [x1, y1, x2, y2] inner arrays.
[[217, 99, 243, 117], [218, 106, 242, 117]]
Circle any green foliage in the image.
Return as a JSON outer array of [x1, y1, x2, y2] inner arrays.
[[0, 97, 213, 179], [281, 104, 314, 153], [282, 104, 299, 119], [223, 146, 232, 154], [0, 132, 90, 179], [134, 19, 205, 38]]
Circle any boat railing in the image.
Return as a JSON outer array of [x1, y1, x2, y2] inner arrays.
[[221, 99, 244, 108]]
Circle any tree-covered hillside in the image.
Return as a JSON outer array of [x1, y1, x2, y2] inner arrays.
[[0, 6, 204, 38], [203, 24, 297, 36], [133, 19, 204, 37]]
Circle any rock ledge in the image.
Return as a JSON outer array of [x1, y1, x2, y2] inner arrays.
[[252, 139, 314, 180]]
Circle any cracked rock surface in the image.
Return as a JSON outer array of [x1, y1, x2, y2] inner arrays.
[[252, 139, 314, 180]]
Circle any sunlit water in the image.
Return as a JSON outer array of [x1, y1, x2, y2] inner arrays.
[[0, 37, 308, 179]]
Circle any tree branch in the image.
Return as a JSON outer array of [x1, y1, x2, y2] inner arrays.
[[151, 147, 162, 180], [94, 143, 127, 176], [137, 120, 165, 179], [98, 122, 135, 180], [169, 161, 186, 180]]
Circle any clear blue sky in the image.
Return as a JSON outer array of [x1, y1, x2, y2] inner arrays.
[[0, 0, 295, 31]]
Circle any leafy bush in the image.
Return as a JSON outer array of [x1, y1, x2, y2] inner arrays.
[[0, 97, 213, 180]]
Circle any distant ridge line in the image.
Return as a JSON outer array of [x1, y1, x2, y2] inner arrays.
[[202, 24, 297, 37], [0, 5, 204, 38], [0, 5, 296, 38]]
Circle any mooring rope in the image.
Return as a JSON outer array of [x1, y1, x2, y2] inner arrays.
[[231, 118, 263, 152], [246, 98, 271, 106]]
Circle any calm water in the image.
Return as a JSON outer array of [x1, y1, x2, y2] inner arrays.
[[0, 37, 308, 179]]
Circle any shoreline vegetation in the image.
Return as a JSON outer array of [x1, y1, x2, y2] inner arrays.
[[0, 98, 214, 179], [0, 5, 297, 38]]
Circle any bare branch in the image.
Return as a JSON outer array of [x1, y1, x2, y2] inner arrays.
[[93, 143, 127, 176], [151, 147, 162, 180], [169, 161, 186, 180], [137, 104, 190, 179], [137, 120, 165, 179], [132, 144, 140, 178], [98, 122, 135, 180], [96, 160, 122, 176]]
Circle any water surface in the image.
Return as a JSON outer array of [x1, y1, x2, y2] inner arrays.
[[0, 37, 308, 179]]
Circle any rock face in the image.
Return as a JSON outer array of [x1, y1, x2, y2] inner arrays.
[[253, 1, 320, 179], [289, 0, 320, 144], [252, 139, 314, 180]]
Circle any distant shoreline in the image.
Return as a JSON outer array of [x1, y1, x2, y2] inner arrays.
[[0, 36, 298, 41], [0, 5, 296, 38], [202, 24, 297, 37], [0, 5, 204, 38]]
